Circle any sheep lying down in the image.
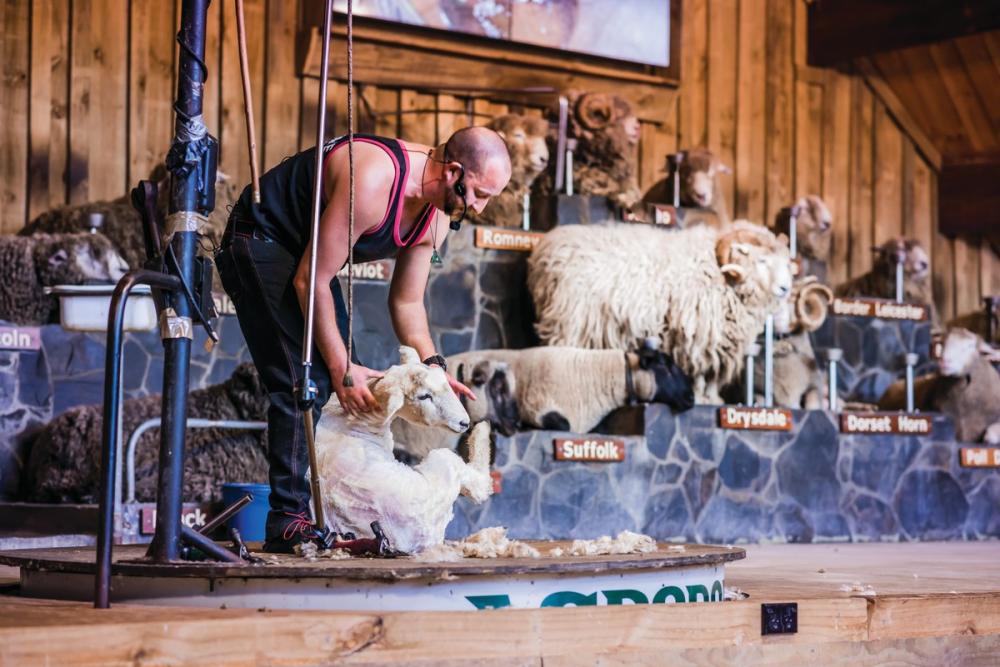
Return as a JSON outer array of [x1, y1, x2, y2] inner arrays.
[[314, 346, 494, 554]]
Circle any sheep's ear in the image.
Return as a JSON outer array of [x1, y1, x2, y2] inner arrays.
[[717, 162, 732, 175], [398, 346, 421, 365], [978, 341, 1000, 363], [373, 379, 404, 416], [720, 263, 748, 282], [471, 361, 490, 387], [776, 233, 790, 246], [731, 242, 753, 256], [48, 248, 70, 270]]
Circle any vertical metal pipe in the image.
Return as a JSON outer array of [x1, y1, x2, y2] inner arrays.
[[667, 153, 682, 208], [565, 139, 577, 196], [826, 348, 842, 412], [763, 315, 774, 407], [745, 342, 760, 407], [522, 192, 530, 231], [895, 259, 904, 303], [985, 296, 999, 344], [788, 205, 799, 260], [905, 353, 918, 412], [148, 0, 210, 563], [554, 96, 568, 193]]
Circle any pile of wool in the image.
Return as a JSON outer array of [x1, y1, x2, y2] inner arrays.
[[413, 527, 541, 561], [292, 541, 350, 562], [549, 530, 658, 557]]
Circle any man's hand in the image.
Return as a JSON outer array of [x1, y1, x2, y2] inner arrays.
[[445, 371, 476, 402], [334, 364, 384, 416]]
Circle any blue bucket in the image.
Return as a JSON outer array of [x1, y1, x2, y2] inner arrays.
[[221, 482, 271, 542]]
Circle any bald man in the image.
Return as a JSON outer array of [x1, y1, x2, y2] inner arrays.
[[215, 127, 512, 552]]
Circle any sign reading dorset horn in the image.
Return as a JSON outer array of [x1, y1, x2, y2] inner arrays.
[[831, 297, 927, 321], [553, 438, 626, 462], [718, 406, 793, 431], [0, 325, 42, 351], [475, 227, 544, 252], [960, 447, 1000, 468], [840, 412, 933, 435]]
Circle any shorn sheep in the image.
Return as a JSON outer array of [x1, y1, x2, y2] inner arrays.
[[529, 222, 793, 404], [878, 328, 1000, 444], [316, 346, 493, 554], [0, 232, 129, 325], [643, 147, 732, 229], [835, 237, 937, 325], [24, 363, 269, 503], [467, 114, 550, 228]]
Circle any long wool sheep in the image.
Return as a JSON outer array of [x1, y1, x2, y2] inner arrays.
[[24, 363, 269, 503], [0, 232, 129, 325], [528, 222, 793, 404]]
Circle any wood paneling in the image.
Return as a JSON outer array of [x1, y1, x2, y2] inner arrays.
[[1, 0, 997, 318]]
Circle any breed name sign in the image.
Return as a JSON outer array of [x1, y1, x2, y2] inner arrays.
[[718, 407, 793, 431], [960, 448, 1000, 468], [475, 227, 544, 252], [554, 438, 626, 463], [336, 259, 393, 283], [831, 297, 927, 321], [840, 412, 933, 435], [0, 326, 41, 351]]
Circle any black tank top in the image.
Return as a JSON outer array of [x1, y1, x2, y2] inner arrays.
[[231, 134, 437, 262]]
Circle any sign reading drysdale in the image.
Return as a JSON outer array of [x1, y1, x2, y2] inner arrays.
[[0, 326, 42, 351], [336, 259, 393, 282], [554, 438, 626, 462], [840, 412, 933, 435], [475, 227, 544, 252], [832, 297, 927, 321], [718, 406, 793, 431]]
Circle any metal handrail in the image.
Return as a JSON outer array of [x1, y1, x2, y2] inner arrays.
[[123, 418, 267, 504]]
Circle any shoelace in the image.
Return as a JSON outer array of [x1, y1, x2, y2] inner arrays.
[[282, 512, 316, 541]]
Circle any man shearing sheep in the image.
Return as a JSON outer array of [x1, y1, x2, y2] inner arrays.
[[215, 127, 512, 552]]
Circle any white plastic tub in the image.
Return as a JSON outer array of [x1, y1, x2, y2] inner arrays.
[[45, 284, 158, 332]]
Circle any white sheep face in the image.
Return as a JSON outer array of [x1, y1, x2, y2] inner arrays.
[[391, 363, 470, 434], [730, 242, 793, 300], [73, 240, 129, 282], [940, 329, 980, 377]]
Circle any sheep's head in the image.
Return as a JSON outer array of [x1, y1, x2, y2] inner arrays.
[[634, 345, 695, 412], [454, 359, 520, 436], [939, 328, 1000, 377], [774, 195, 832, 261], [773, 277, 834, 335], [716, 222, 793, 301], [677, 148, 730, 209], [488, 114, 550, 188], [34, 232, 129, 286], [873, 238, 930, 284], [569, 91, 640, 147], [376, 346, 470, 433]]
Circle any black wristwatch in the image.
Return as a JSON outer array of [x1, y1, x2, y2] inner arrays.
[[423, 354, 447, 371]]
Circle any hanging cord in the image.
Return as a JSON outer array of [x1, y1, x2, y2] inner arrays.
[[342, 0, 356, 388]]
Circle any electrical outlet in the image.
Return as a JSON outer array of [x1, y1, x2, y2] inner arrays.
[[761, 602, 798, 635]]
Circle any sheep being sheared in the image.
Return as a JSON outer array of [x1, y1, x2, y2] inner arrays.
[[24, 363, 269, 503], [21, 163, 240, 268], [0, 232, 129, 325], [878, 328, 1000, 443], [643, 147, 732, 229], [528, 221, 793, 404], [316, 346, 494, 554], [835, 237, 937, 325], [536, 91, 642, 211], [771, 195, 833, 280], [466, 114, 550, 228]]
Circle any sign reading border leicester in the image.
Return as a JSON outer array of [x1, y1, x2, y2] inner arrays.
[[474, 227, 544, 252], [718, 406, 793, 431], [840, 412, 933, 435], [960, 447, 1000, 468], [553, 438, 626, 462], [831, 297, 927, 321], [0, 325, 42, 351]]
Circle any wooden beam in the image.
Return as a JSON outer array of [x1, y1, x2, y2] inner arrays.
[[939, 157, 1000, 236], [808, 0, 1000, 67], [856, 59, 943, 171]]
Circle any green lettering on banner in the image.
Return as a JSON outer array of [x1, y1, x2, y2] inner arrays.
[[711, 581, 724, 601], [686, 584, 710, 602], [652, 586, 686, 604], [603, 589, 649, 605], [466, 595, 512, 609], [540, 591, 598, 607]]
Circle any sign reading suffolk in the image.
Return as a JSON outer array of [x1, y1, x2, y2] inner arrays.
[[554, 438, 626, 462], [832, 297, 927, 321], [718, 406, 793, 431], [475, 227, 544, 252], [0, 326, 41, 351], [840, 412, 933, 435]]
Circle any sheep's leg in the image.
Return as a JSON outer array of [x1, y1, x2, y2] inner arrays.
[[540, 411, 571, 432], [457, 422, 494, 503]]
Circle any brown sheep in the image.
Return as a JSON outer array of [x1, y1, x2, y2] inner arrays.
[[772, 195, 832, 269], [467, 114, 550, 227], [21, 163, 240, 269], [643, 147, 732, 229], [835, 237, 937, 325]]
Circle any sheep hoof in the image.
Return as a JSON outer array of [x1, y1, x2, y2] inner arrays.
[[540, 412, 571, 431]]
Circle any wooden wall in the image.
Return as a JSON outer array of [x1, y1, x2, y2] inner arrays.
[[1, 0, 996, 321]]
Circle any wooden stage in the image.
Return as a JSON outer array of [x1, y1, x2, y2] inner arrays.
[[2, 542, 1000, 665]]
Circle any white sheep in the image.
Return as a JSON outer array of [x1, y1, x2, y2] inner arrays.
[[315, 346, 494, 554], [528, 221, 793, 404], [878, 328, 1000, 444]]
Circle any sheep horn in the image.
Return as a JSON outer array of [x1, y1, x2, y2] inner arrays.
[[575, 93, 614, 131], [720, 263, 747, 283], [795, 282, 834, 332]]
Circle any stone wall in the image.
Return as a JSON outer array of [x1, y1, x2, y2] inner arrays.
[[448, 405, 998, 543]]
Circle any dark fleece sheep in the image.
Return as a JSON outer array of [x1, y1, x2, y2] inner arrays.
[[0, 232, 129, 325], [24, 363, 270, 503]]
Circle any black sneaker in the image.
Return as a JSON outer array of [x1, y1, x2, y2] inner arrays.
[[263, 511, 320, 553]]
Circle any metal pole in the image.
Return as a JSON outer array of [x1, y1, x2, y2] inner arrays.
[[745, 342, 760, 407], [235, 0, 261, 203], [788, 205, 800, 260], [565, 139, 577, 196], [554, 96, 568, 193], [905, 352, 919, 412], [895, 258, 904, 303], [826, 348, 842, 412], [148, 0, 213, 564], [667, 153, 683, 208], [763, 315, 775, 407], [522, 192, 530, 231]]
